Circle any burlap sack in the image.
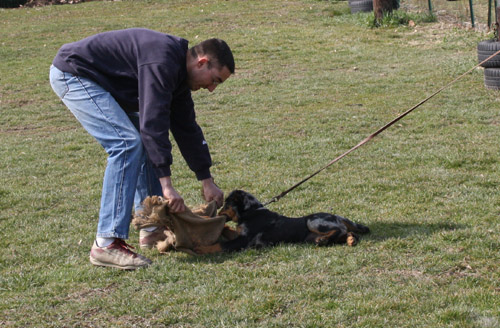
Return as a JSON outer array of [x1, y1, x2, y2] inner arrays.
[[132, 196, 227, 255]]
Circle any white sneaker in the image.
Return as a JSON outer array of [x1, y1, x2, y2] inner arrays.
[[89, 239, 152, 270]]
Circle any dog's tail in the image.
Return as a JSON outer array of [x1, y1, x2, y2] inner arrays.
[[340, 216, 370, 234]]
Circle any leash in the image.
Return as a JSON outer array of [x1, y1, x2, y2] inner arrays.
[[263, 47, 500, 207]]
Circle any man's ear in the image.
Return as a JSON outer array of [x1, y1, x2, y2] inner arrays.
[[197, 56, 209, 68]]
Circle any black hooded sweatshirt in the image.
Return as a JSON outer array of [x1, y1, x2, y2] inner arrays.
[[52, 28, 212, 180]]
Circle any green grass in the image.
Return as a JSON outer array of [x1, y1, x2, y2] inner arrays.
[[1, 0, 499, 327]]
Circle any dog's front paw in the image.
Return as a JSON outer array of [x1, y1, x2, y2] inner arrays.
[[194, 243, 223, 254], [221, 226, 239, 241]]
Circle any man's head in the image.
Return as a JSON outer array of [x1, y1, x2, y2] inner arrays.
[[186, 38, 235, 92]]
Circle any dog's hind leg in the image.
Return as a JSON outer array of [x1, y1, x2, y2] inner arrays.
[[346, 232, 359, 246], [306, 217, 361, 246], [338, 216, 370, 234], [317, 230, 360, 246], [305, 232, 321, 243], [306, 228, 344, 246], [316, 229, 343, 246], [307, 226, 359, 246]]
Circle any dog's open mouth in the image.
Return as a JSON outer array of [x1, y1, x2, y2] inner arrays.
[[218, 206, 237, 222]]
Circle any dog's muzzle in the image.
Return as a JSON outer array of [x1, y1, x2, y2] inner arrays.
[[218, 206, 237, 222]]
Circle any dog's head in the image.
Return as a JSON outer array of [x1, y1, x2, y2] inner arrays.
[[218, 189, 263, 222]]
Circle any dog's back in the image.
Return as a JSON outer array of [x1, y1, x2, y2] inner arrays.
[[303, 212, 369, 233], [239, 208, 311, 244]]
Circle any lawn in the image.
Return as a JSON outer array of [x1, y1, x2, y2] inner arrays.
[[0, 0, 499, 327]]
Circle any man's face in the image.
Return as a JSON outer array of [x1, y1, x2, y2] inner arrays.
[[187, 57, 231, 92]]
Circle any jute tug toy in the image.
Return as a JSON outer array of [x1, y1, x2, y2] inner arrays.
[[132, 196, 235, 255]]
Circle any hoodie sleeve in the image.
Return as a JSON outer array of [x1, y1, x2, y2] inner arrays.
[[138, 62, 212, 180], [170, 86, 212, 181], [138, 62, 176, 178]]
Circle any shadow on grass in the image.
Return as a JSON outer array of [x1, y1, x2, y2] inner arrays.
[[362, 221, 464, 242], [176, 246, 274, 264]]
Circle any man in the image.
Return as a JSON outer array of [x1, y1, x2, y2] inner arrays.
[[49, 28, 235, 270]]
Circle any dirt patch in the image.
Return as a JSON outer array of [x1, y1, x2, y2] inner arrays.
[[64, 283, 118, 301]]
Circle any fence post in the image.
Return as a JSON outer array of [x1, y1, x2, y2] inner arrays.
[[428, 0, 432, 14], [497, 6, 500, 41], [496, 1, 499, 27], [488, 0, 492, 29], [469, 0, 475, 28]]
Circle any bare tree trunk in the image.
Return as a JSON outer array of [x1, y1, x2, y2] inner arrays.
[[373, 0, 399, 22]]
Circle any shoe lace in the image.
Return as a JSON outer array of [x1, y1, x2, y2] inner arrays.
[[114, 239, 137, 257]]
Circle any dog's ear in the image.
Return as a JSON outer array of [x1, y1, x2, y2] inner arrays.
[[241, 191, 263, 211], [225, 189, 263, 213], [228, 190, 244, 204]]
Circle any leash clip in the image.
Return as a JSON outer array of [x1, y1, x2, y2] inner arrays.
[[263, 195, 281, 207]]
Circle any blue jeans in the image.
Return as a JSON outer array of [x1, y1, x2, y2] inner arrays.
[[49, 65, 162, 239]]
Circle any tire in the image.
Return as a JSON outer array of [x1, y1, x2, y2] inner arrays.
[[349, 0, 373, 14], [477, 40, 500, 68], [483, 68, 500, 90]]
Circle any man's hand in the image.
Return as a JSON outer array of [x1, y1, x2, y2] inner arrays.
[[159, 177, 186, 213], [201, 178, 224, 208]]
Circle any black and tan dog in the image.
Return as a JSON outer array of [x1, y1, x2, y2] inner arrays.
[[195, 190, 370, 254]]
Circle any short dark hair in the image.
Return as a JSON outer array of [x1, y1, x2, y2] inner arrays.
[[190, 38, 235, 74]]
